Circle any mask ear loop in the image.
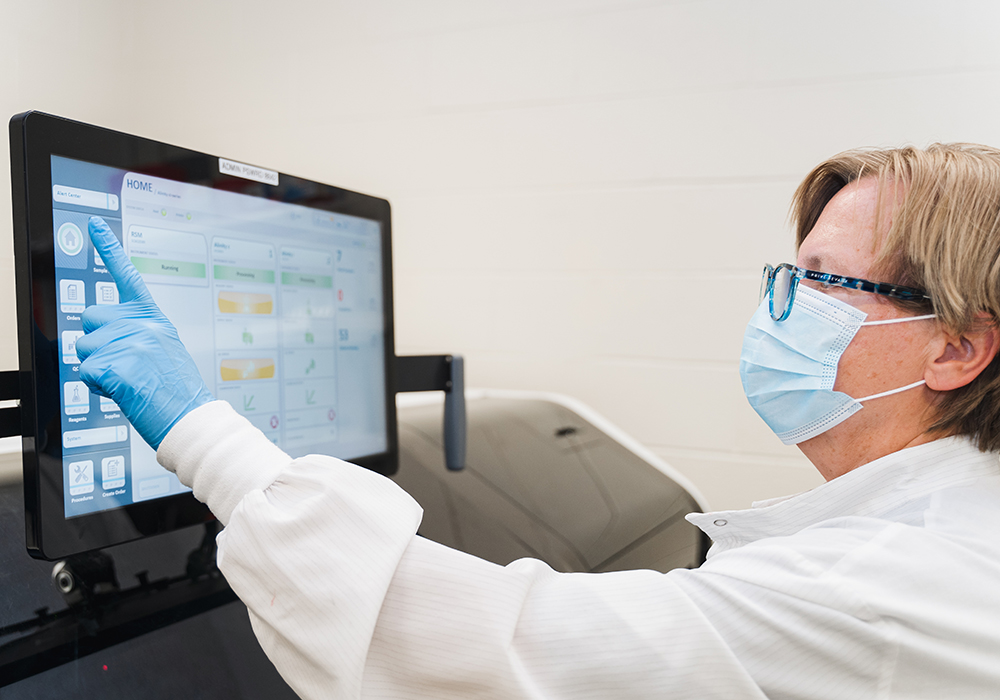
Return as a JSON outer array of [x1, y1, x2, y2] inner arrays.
[[860, 313, 936, 326], [856, 379, 927, 403]]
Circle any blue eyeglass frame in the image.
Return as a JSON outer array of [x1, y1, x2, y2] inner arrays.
[[761, 263, 932, 322]]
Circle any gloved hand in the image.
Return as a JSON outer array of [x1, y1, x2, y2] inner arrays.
[[76, 216, 214, 450]]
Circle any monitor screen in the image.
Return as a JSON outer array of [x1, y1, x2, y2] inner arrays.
[[11, 111, 398, 558], [51, 156, 387, 518]]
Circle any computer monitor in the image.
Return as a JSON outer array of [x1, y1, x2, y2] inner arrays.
[[10, 112, 398, 559]]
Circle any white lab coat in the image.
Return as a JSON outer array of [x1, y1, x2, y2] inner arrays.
[[159, 401, 1000, 699]]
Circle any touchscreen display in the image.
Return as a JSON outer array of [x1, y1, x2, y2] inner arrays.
[[51, 155, 387, 518]]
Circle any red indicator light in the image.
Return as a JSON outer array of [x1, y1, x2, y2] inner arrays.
[[103, 665, 108, 671]]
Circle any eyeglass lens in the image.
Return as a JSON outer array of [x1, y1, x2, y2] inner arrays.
[[772, 266, 793, 319]]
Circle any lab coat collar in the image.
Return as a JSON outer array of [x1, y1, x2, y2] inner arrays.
[[686, 436, 1000, 555]]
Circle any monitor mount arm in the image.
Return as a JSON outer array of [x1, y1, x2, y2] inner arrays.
[[0, 370, 18, 439], [1, 357, 468, 468], [394, 354, 466, 471]]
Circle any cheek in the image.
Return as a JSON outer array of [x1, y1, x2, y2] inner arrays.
[[832, 338, 874, 394], [833, 327, 923, 393]]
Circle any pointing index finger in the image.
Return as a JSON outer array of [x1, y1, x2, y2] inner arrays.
[[89, 217, 152, 304]]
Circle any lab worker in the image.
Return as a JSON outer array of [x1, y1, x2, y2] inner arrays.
[[77, 143, 1000, 699]]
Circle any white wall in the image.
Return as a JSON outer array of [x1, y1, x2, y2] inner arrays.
[[5, 0, 1000, 508]]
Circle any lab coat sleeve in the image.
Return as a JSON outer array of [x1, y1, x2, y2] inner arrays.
[[158, 400, 768, 700]]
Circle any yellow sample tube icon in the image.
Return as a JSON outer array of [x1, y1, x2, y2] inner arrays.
[[220, 358, 276, 381], [218, 292, 274, 315]]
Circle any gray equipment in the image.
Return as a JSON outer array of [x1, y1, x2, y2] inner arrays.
[[394, 390, 710, 573]]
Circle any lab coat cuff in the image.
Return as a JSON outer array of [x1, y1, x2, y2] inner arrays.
[[157, 400, 291, 525]]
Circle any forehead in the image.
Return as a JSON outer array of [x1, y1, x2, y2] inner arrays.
[[796, 178, 884, 278]]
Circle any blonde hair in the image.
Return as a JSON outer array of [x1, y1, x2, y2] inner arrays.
[[791, 143, 1000, 451]]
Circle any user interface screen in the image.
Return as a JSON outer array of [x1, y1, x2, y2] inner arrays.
[[51, 155, 387, 518]]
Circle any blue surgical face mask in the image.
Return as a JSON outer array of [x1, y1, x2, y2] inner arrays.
[[740, 284, 935, 445]]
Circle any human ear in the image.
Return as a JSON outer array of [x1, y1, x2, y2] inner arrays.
[[926, 314, 1000, 391]]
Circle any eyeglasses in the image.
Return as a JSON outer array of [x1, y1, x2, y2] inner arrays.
[[760, 263, 932, 322]]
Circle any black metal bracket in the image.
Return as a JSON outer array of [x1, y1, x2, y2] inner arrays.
[[394, 355, 466, 471], [0, 354, 467, 460], [0, 370, 19, 439]]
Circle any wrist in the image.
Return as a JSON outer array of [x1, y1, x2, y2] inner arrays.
[[151, 385, 215, 450], [157, 400, 291, 524]]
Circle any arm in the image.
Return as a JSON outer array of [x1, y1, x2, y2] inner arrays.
[[160, 400, 769, 700]]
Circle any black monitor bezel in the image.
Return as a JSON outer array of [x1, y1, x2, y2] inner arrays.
[[10, 111, 399, 560]]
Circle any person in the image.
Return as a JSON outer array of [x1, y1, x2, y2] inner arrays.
[[76, 143, 1000, 699]]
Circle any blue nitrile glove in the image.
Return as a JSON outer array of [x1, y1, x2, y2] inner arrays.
[[76, 216, 214, 450]]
